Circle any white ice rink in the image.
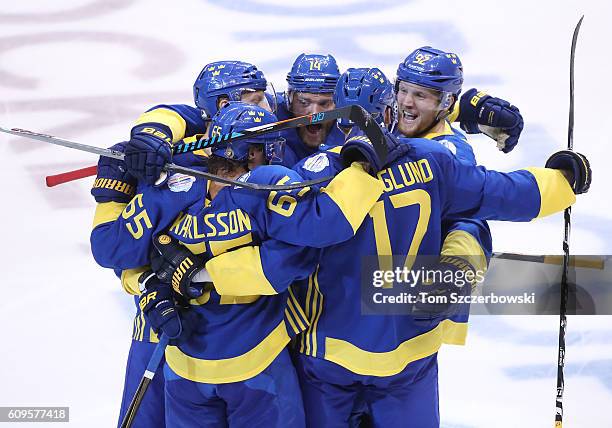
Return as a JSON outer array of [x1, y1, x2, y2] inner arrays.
[[1, 0, 611, 426]]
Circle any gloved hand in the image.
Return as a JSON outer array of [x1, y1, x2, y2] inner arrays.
[[90, 141, 137, 203], [411, 256, 474, 323], [545, 150, 591, 194], [124, 124, 172, 185], [340, 127, 411, 174], [459, 88, 524, 153], [150, 234, 208, 298], [138, 271, 183, 339]]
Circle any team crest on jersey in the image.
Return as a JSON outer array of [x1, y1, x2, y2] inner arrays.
[[437, 139, 457, 155], [302, 153, 330, 173], [237, 172, 251, 183], [168, 173, 195, 192]]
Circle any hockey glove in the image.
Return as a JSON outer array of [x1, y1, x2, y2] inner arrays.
[[458, 88, 524, 153], [545, 150, 591, 194], [125, 124, 172, 186], [411, 256, 474, 324], [150, 234, 208, 299], [90, 142, 137, 203], [138, 271, 183, 339], [340, 127, 411, 174]]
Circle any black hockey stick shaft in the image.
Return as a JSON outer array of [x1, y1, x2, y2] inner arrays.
[[120, 334, 169, 428], [555, 15, 583, 428], [172, 106, 354, 155]]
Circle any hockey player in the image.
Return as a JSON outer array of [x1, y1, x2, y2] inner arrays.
[[274, 53, 345, 166], [91, 61, 275, 428], [124, 60, 274, 186], [93, 101, 394, 427], [395, 46, 523, 156], [197, 132, 589, 428]]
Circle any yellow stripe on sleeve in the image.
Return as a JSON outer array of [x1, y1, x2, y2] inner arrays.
[[120, 266, 149, 296], [205, 246, 277, 296], [441, 230, 488, 274], [209, 233, 254, 256], [92, 201, 127, 229], [134, 108, 187, 142], [321, 163, 384, 234], [524, 167, 576, 218]]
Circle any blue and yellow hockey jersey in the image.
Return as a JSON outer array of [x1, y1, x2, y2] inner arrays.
[[134, 104, 208, 142], [207, 136, 576, 377], [164, 163, 383, 383], [92, 161, 383, 382]]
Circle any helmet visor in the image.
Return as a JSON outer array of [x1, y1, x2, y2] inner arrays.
[[239, 82, 278, 114]]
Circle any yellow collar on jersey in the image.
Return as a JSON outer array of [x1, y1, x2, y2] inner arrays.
[[422, 120, 454, 140]]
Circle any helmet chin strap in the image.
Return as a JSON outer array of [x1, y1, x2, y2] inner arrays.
[[415, 95, 456, 136]]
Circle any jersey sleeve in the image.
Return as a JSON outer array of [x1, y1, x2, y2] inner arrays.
[[90, 182, 203, 270], [441, 218, 492, 274], [293, 147, 342, 182], [441, 153, 576, 221], [134, 104, 207, 142], [239, 163, 384, 248], [205, 241, 319, 296]]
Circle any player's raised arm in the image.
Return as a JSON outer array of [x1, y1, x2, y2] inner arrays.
[[440, 147, 590, 220]]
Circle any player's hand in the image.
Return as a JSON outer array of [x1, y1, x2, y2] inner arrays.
[[411, 256, 474, 323], [91, 141, 137, 203], [459, 88, 524, 153], [545, 150, 591, 194], [340, 128, 410, 174], [138, 272, 183, 339], [149, 234, 208, 298], [125, 124, 172, 186]]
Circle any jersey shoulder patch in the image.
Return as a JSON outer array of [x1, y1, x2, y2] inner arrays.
[[436, 139, 457, 155], [167, 173, 195, 192], [302, 152, 330, 173]]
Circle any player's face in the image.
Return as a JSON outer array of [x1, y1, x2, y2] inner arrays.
[[291, 92, 335, 149], [248, 144, 266, 170], [217, 90, 272, 113], [396, 81, 444, 137], [241, 90, 272, 112]]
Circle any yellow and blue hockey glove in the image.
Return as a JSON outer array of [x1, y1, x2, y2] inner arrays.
[[340, 128, 411, 174], [545, 150, 591, 194], [459, 88, 524, 153], [150, 234, 208, 299], [125, 124, 172, 186], [138, 271, 183, 339], [411, 256, 474, 324], [90, 141, 136, 203]]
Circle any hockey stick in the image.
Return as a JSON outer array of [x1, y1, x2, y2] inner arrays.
[[119, 334, 169, 428], [1, 105, 386, 191], [0, 126, 326, 190], [555, 15, 583, 428], [171, 105, 386, 160], [46, 165, 98, 187]]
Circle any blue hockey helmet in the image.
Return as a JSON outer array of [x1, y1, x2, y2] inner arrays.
[[333, 67, 396, 128], [286, 53, 340, 94], [209, 101, 284, 164], [396, 46, 463, 109], [193, 61, 268, 120]]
